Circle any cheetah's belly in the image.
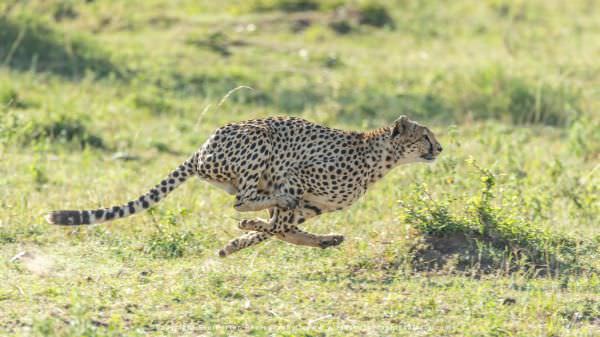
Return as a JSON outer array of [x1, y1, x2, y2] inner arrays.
[[302, 191, 362, 213], [207, 180, 238, 195]]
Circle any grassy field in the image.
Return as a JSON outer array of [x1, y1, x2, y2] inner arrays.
[[1, 0, 599, 336]]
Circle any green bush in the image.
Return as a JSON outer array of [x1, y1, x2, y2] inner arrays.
[[51, 0, 78, 22], [249, 0, 320, 12], [144, 230, 197, 259], [0, 15, 125, 78], [7, 113, 106, 149], [0, 86, 22, 108], [32, 115, 105, 149], [0, 227, 17, 244], [144, 209, 201, 259], [329, 19, 353, 34], [0, 84, 35, 109], [358, 3, 395, 28], [400, 159, 597, 275], [568, 116, 600, 160]]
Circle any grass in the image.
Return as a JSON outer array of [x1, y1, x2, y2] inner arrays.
[[0, 14, 125, 79], [1, 0, 599, 336]]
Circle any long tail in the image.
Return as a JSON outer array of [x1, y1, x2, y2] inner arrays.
[[46, 155, 197, 226]]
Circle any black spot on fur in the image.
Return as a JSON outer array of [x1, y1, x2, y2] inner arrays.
[[304, 204, 322, 215], [82, 211, 90, 224]]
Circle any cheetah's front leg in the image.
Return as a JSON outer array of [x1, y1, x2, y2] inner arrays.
[[242, 208, 344, 249], [218, 231, 272, 257], [237, 219, 344, 249], [276, 227, 344, 249]]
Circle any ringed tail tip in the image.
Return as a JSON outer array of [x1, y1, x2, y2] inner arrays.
[[45, 210, 87, 226]]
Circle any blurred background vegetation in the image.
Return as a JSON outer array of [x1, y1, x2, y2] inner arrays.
[[0, 1, 599, 336]]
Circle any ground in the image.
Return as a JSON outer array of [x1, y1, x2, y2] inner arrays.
[[0, 1, 599, 336]]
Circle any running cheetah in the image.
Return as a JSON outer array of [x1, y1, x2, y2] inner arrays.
[[46, 116, 443, 257]]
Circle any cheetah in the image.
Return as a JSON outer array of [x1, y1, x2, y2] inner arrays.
[[46, 116, 442, 257]]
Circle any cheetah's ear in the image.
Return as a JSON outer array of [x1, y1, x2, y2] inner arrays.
[[392, 115, 410, 137]]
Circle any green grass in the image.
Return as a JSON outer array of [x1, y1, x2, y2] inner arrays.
[[1, 0, 599, 336]]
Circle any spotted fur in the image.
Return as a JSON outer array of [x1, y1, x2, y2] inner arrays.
[[46, 116, 442, 257]]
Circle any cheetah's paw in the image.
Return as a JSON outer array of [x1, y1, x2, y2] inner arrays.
[[238, 218, 269, 231], [319, 235, 345, 249]]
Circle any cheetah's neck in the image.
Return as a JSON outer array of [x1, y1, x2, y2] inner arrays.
[[362, 127, 396, 185]]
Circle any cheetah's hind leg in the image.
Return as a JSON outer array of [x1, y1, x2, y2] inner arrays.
[[234, 174, 300, 212], [238, 218, 271, 232]]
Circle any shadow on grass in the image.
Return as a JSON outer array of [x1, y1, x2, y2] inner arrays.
[[0, 16, 126, 79], [409, 230, 596, 277]]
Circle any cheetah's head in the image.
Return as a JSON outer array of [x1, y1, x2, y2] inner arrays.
[[389, 116, 442, 163]]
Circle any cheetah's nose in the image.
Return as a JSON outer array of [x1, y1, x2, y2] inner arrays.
[[437, 144, 443, 153]]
